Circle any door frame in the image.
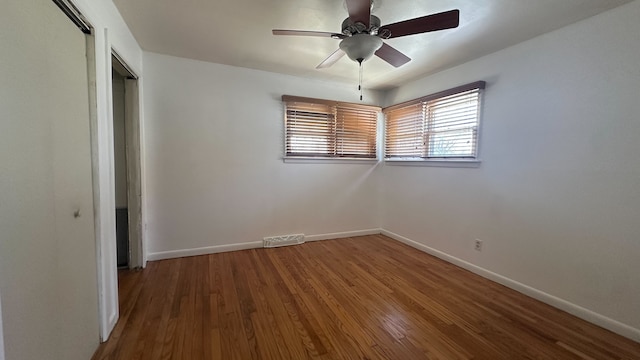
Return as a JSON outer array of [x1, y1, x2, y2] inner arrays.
[[112, 52, 143, 269], [85, 30, 124, 342], [92, 39, 147, 341]]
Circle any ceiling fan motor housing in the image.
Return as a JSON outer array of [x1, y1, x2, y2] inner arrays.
[[342, 15, 381, 36]]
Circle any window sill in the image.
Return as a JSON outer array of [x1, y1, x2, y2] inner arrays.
[[283, 157, 380, 164], [384, 158, 481, 168]]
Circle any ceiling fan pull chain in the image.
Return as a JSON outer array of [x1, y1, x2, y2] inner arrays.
[[359, 60, 363, 101]]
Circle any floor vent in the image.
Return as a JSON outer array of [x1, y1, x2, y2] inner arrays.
[[263, 234, 305, 248]]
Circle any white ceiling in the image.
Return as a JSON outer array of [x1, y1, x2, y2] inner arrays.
[[113, 0, 632, 90]]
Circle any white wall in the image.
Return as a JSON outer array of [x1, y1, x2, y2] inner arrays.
[[143, 52, 384, 256], [382, 0, 640, 338]]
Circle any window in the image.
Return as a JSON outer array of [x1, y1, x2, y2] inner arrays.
[[384, 81, 485, 160], [283, 95, 380, 159]]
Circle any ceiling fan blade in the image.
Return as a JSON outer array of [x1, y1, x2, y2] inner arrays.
[[272, 30, 345, 39], [375, 43, 411, 67], [380, 9, 459, 39], [345, 0, 371, 28], [316, 49, 346, 69]]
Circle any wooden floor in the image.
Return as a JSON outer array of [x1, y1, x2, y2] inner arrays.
[[92, 235, 640, 359]]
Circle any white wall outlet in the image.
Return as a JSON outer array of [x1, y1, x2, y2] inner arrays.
[[474, 239, 483, 251]]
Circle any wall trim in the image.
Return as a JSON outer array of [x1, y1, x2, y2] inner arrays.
[[304, 228, 382, 242], [380, 229, 640, 343], [147, 241, 263, 261], [147, 228, 383, 261]]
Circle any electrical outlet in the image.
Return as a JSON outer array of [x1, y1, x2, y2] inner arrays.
[[474, 239, 483, 251]]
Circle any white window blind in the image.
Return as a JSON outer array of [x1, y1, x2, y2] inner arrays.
[[283, 95, 380, 159], [384, 81, 485, 160]]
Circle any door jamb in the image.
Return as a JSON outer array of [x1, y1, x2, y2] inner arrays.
[[111, 52, 143, 269]]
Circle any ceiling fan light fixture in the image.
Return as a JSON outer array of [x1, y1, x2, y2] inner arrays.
[[339, 34, 383, 63]]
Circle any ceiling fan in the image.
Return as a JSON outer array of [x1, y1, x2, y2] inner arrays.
[[272, 0, 460, 69]]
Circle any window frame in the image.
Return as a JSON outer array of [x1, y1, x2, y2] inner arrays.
[[282, 95, 381, 162], [383, 81, 485, 166]]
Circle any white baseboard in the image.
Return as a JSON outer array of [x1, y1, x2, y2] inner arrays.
[[102, 310, 119, 342], [304, 228, 382, 242], [380, 229, 640, 343], [147, 228, 382, 262], [147, 241, 263, 261]]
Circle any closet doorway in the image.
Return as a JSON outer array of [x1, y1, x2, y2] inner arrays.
[[112, 53, 142, 269]]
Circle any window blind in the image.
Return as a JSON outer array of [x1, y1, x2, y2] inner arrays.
[[384, 81, 485, 159], [283, 95, 380, 159]]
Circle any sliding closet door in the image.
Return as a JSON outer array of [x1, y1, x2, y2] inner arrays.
[[0, 1, 99, 359]]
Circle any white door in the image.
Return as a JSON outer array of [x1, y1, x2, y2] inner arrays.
[[0, 1, 99, 359]]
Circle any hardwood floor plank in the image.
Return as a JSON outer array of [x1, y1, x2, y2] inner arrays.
[[268, 249, 365, 359], [260, 251, 316, 359], [159, 317, 177, 360], [232, 251, 261, 359], [248, 252, 297, 360], [93, 235, 640, 359], [210, 328, 222, 360]]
